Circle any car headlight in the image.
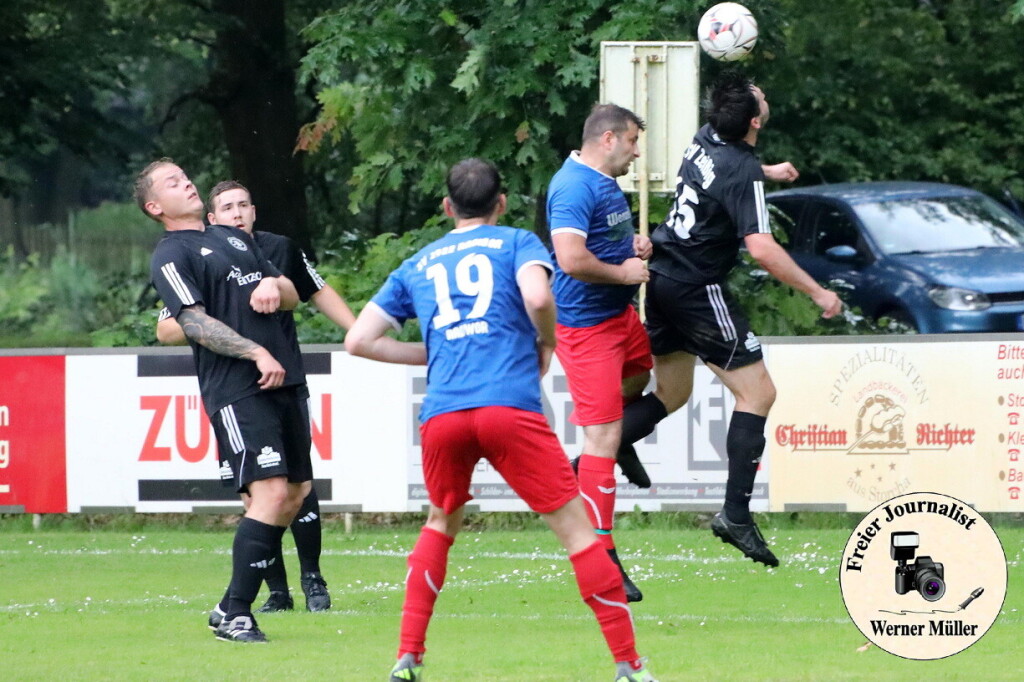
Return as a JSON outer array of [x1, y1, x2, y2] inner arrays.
[[927, 286, 991, 311]]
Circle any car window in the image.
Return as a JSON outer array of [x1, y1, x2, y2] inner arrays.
[[808, 205, 859, 256], [853, 194, 1024, 254], [768, 199, 809, 251]]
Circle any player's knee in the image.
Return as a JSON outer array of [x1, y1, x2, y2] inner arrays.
[[576, 554, 622, 599]]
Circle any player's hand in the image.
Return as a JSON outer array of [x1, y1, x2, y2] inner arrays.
[[763, 162, 799, 183], [537, 340, 555, 377], [250, 277, 282, 314], [251, 347, 286, 389], [813, 288, 843, 319], [633, 234, 653, 260], [619, 257, 649, 285]]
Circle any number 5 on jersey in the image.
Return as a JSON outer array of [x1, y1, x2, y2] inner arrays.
[[668, 183, 699, 240], [426, 254, 494, 330]]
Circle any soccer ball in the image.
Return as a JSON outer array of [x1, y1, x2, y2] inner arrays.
[[697, 3, 758, 62]]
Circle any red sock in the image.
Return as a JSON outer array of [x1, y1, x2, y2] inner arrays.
[[570, 540, 639, 663], [577, 454, 617, 550], [398, 527, 454, 658]]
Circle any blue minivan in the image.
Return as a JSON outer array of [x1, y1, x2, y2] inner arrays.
[[766, 182, 1024, 332]]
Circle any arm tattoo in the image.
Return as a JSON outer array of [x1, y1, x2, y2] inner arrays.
[[177, 306, 260, 359]]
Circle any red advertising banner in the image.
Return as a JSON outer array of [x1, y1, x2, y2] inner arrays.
[[0, 355, 67, 512]]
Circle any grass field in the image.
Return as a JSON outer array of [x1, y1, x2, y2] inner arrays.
[[0, 516, 1019, 681]]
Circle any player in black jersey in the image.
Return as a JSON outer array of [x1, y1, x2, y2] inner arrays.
[[618, 73, 841, 567], [138, 159, 312, 643], [157, 180, 355, 618]]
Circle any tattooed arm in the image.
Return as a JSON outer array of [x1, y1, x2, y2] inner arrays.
[[178, 305, 286, 389]]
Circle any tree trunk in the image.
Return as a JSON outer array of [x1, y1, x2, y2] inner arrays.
[[209, 0, 314, 259]]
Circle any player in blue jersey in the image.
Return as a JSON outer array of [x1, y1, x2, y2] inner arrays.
[[346, 158, 657, 682], [547, 104, 653, 602]]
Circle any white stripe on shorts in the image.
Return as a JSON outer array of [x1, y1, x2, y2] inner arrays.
[[219, 405, 245, 455], [706, 284, 737, 341]]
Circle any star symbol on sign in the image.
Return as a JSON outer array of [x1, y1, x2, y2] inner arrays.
[[889, 462, 896, 471], [854, 469, 862, 477]]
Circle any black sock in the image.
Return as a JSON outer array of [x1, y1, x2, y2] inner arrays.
[[263, 545, 289, 593], [227, 517, 286, 617], [621, 393, 668, 447], [291, 487, 323, 575], [217, 586, 230, 613], [723, 411, 767, 525]]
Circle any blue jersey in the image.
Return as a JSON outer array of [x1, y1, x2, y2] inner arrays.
[[369, 224, 553, 422], [547, 152, 638, 327]]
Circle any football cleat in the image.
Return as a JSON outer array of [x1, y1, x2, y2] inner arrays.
[[256, 590, 294, 613], [207, 604, 226, 631], [300, 572, 331, 612], [616, 443, 651, 489], [711, 511, 779, 568], [214, 614, 268, 643], [607, 548, 643, 603], [389, 652, 424, 681], [614, 660, 659, 681]]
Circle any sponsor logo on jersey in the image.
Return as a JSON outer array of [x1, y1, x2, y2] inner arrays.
[[227, 236, 248, 251], [219, 460, 233, 480], [226, 266, 263, 286], [256, 446, 282, 468], [201, 247, 213, 256], [744, 331, 761, 352]]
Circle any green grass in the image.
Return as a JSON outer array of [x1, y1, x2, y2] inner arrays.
[[0, 522, 1020, 681]]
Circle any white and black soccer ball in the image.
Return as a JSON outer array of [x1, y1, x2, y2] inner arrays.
[[697, 3, 758, 62]]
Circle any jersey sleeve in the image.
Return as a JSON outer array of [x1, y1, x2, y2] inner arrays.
[[368, 263, 416, 332], [284, 240, 326, 302], [514, 230, 554, 281], [547, 176, 594, 239], [722, 161, 770, 239], [150, 241, 204, 318]]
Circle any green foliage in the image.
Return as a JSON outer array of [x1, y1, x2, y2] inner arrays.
[[766, 0, 1024, 198], [298, 1, 717, 229], [295, 216, 452, 343], [0, 249, 48, 335]]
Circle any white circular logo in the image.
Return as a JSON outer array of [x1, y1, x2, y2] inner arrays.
[[227, 236, 248, 251], [839, 491, 1006, 659]]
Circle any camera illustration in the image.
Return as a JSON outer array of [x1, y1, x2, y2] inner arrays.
[[891, 531, 945, 601]]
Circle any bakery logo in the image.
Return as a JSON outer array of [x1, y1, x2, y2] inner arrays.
[[840, 492, 1006, 660]]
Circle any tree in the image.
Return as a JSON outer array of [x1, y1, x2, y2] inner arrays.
[[297, 1, 734, 239]]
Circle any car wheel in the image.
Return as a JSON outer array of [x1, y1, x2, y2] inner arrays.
[[879, 308, 918, 333]]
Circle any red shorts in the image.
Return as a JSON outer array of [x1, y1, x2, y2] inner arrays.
[[419, 406, 580, 515], [555, 307, 653, 426]]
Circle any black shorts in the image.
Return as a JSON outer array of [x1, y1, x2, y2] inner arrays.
[[644, 271, 763, 370], [212, 386, 313, 494]]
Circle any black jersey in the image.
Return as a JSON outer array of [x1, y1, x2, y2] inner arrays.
[[150, 224, 307, 414], [649, 123, 770, 285], [252, 230, 326, 385]]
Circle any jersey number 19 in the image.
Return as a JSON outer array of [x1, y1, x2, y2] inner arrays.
[[426, 254, 494, 330]]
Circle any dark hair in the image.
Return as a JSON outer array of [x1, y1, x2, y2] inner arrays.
[[704, 71, 759, 142], [581, 103, 646, 143], [208, 180, 251, 212], [446, 158, 502, 219], [133, 157, 175, 221]]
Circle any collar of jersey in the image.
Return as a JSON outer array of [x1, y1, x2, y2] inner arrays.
[[569, 150, 614, 180], [450, 224, 494, 234]]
